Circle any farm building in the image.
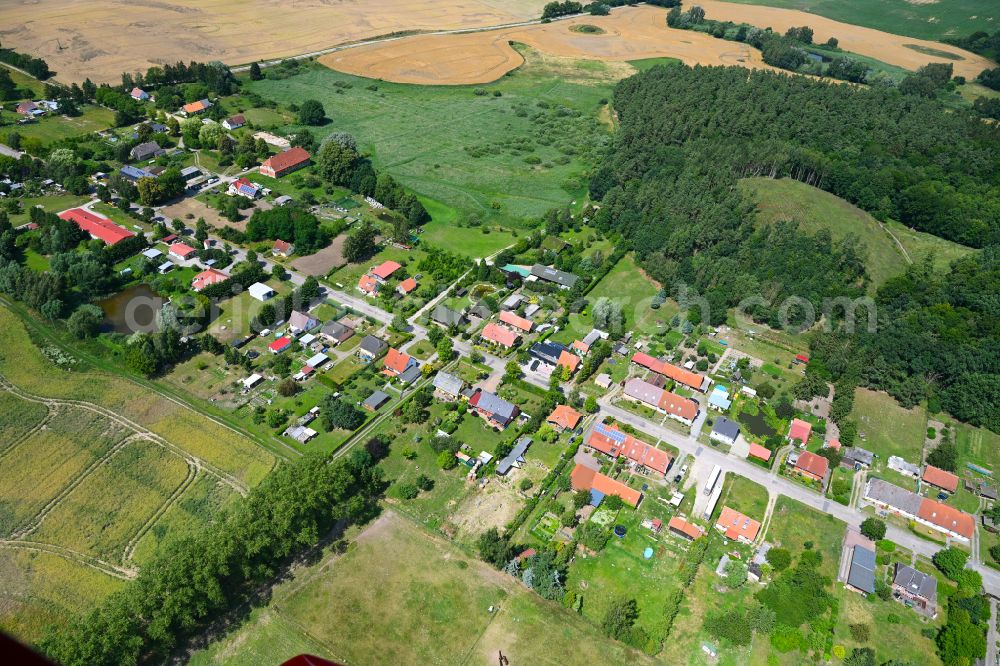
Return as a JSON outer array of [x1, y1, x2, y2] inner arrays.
[[371, 260, 402, 282], [259, 147, 311, 178], [242, 374, 263, 389], [888, 456, 920, 478], [530, 264, 578, 289], [863, 478, 974, 542], [630, 352, 711, 392], [58, 208, 136, 246], [667, 516, 705, 541], [247, 282, 275, 302], [842, 447, 874, 469], [922, 465, 959, 493]]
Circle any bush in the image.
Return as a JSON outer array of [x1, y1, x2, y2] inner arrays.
[[860, 518, 886, 541], [397, 482, 419, 499], [438, 450, 458, 469]]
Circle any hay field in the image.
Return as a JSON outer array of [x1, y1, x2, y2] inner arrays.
[[322, 5, 773, 84], [694, 0, 994, 79], [322, 3, 992, 85], [0, 0, 547, 84]]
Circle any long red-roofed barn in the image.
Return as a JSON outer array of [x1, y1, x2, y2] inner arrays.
[[58, 208, 136, 246], [630, 351, 710, 392]]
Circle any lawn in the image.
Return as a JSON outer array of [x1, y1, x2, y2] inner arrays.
[[418, 216, 516, 258], [764, 496, 845, 580], [327, 245, 426, 292], [191, 511, 652, 666], [7, 192, 90, 226], [722, 0, 996, 40], [714, 474, 769, 522], [883, 218, 974, 273], [850, 388, 927, 463], [834, 584, 943, 666], [245, 48, 615, 227], [2, 63, 45, 98], [2, 105, 115, 146], [953, 420, 1000, 475]]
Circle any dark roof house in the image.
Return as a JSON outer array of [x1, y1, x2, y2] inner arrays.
[[357, 335, 387, 360], [530, 264, 578, 289], [847, 545, 876, 594], [431, 304, 466, 328]]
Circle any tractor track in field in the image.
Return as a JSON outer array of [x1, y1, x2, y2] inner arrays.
[[122, 461, 199, 565], [0, 540, 137, 580], [0, 404, 53, 461], [0, 377, 249, 495]]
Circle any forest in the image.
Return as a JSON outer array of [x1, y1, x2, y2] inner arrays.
[[591, 64, 1000, 247], [589, 63, 998, 431]]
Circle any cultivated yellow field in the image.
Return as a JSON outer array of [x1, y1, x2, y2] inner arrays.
[[0, 0, 548, 84], [322, 2, 992, 85]]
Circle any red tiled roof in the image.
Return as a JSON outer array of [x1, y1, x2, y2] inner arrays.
[[191, 268, 229, 291], [161, 234, 177, 243], [788, 418, 812, 443], [570, 464, 641, 507], [923, 465, 959, 493], [826, 439, 842, 451], [383, 348, 412, 375], [658, 390, 698, 421], [631, 352, 707, 390], [547, 405, 582, 431], [572, 340, 590, 354], [358, 274, 378, 294], [371, 260, 402, 280], [169, 242, 196, 258], [557, 350, 580, 373], [261, 146, 311, 173], [226, 114, 246, 126], [499, 310, 533, 332], [795, 353, 810, 363], [183, 99, 210, 114], [58, 208, 136, 246], [748, 443, 772, 461], [397, 277, 417, 294], [587, 424, 671, 475], [917, 498, 974, 539], [481, 322, 519, 348], [717, 506, 760, 542], [668, 516, 705, 540], [795, 450, 829, 479], [273, 239, 293, 253], [269, 336, 291, 352]]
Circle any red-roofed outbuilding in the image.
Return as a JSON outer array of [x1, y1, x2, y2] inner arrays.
[[59, 208, 136, 246]]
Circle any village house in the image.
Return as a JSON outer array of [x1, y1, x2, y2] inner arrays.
[[169, 242, 197, 260], [182, 98, 213, 115], [667, 516, 705, 541], [228, 177, 261, 199], [432, 371, 465, 401], [383, 348, 416, 378], [863, 478, 974, 542], [557, 350, 580, 376], [892, 564, 938, 617], [631, 352, 711, 392], [320, 320, 354, 346], [58, 208, 136, 246], [396, 277, 418, 295], [794, 450, 830, 484], [358, 274, 379, 296], [16, 101, 43, 117], [787, 418, 812, 446], [130, 87, 150, 101], [499, 310, 533, 333], [529, 341, 569, 367], [708, 385, 732, 411], [842, 447, 874, 470], [570, 463, 642, 508], [587, 422, 673, 476], [222, 114, 246, 130], [357, 335, 387, 362], [922, 465, 959, 494], [846, 545, 877, 595], [288, 310, 319, 334], [715, 506, 761, 544], [130, 141, 165, 162], [191, 268, 229, 291], [468, 389, 520, 429], [259, 146, 311, 178], [481, 322, 520, 349], [709, 417, 740, 447], [622, 378, 699, 426], [431, 304, 466, 329], [529, 264, 578, 289], [272, 239, 294, 257], [370, 260, 402, 283], [546, 405, 582, 432]]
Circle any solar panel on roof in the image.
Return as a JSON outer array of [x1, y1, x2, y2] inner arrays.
[[596, 422, 627, 444]]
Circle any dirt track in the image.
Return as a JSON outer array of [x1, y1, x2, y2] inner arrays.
[[0, 0, 547, 84], [322, 3, 993, 85]]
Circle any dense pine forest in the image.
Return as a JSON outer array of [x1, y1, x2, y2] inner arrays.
[[589, 63, 999, 431]]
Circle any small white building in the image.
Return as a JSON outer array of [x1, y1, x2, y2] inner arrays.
[[247, 282, 275, 302], [242, 374, 263, 389], [142, 248, 163, 260]]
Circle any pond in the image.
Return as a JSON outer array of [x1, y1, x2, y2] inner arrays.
[[99, 284, 165, 334], [739, 410, 777, 439]]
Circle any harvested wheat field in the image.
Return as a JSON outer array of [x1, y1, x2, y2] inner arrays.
[[692, 0, 993, 79], [322, 2, 993, 85], [322, 5, 773, 84], [0, 0, 548, 84]]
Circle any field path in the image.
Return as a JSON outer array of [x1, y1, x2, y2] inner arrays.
[[0, 540, 137, 580], [0, 377, 249, 496]]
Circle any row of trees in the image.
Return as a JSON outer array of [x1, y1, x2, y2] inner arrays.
[[40, 450, 385, 666], [0, 40, 51, 79]]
